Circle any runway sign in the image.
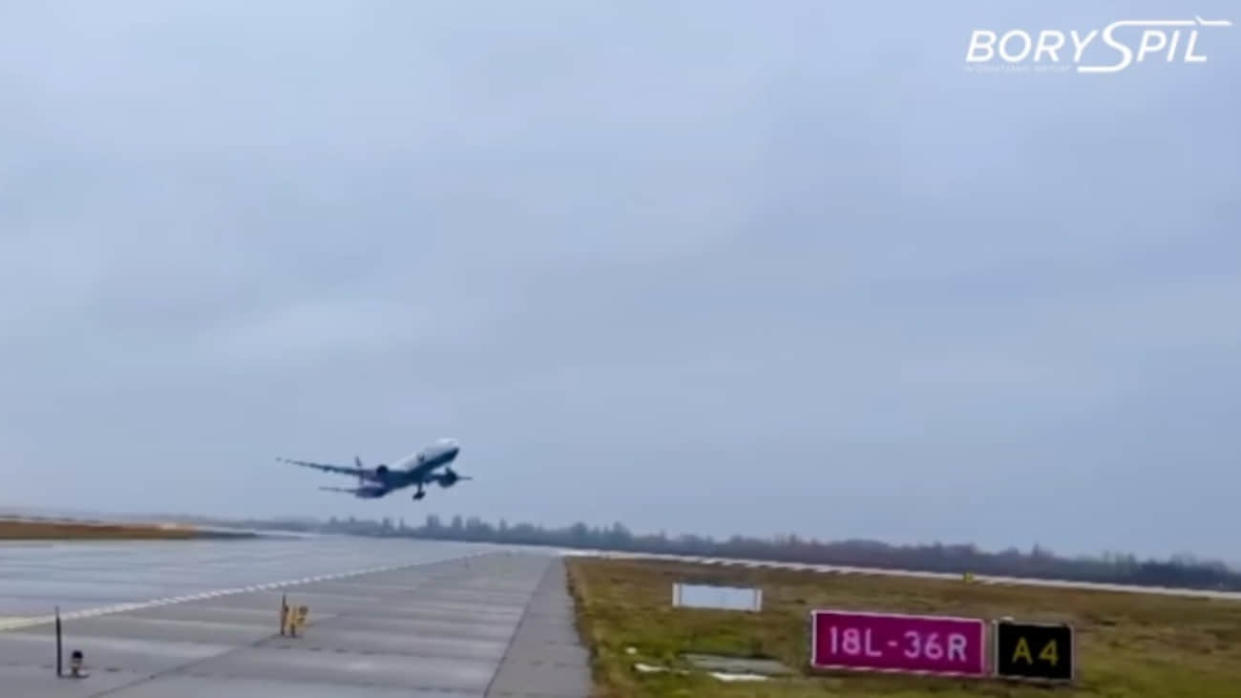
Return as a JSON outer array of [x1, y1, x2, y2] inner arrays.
[[994, 620, 1074, 682], [672, 583, 762, 611], [810, 610, 987, 677]]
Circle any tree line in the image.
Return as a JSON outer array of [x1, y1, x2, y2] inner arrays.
[[218, 513, 1241, 591]]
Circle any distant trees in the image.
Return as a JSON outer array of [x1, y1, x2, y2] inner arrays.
[[219, 513, 1241, 591]]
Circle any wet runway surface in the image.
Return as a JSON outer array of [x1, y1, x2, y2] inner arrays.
[[0, 537, 487, 618], [0, 538, 589, 697]]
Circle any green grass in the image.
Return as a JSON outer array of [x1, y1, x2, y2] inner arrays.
[[566, 557, 1241, 698]]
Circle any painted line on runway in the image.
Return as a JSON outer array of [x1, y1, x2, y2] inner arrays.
[[0, 552, 491, 633]]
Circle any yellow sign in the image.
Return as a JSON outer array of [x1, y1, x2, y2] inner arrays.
[[996, 621, 1074, 682]]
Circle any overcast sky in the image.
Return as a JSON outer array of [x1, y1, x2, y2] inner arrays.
[[2, 1, 1238, 563]]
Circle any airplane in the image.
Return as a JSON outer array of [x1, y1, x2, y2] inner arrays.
[[279, 438, 468, 501]]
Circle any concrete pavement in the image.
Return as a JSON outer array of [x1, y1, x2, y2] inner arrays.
[[486, 559, 590, 698], [0, 540, 589, 697]]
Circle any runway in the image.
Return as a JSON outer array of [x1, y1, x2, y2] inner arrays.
[[0, 538, 589, 697]]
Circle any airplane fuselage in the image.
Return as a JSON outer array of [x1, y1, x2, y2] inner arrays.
[[373, 439, 461, 488]]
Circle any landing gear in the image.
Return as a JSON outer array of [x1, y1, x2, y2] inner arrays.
[[412, 485, 426, 501]]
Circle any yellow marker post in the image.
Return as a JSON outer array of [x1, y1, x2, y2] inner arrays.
[[286, 604, 307, 637]]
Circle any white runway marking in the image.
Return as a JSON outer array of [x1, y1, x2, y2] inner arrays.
[[0, 562, 414, 632]]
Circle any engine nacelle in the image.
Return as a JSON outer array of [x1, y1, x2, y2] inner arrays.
[[438, 470, 459, 487], [375, 465, 390, 479]]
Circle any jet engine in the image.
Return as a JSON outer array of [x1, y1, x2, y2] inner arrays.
[[375, 464, 389, 479], [438, 470, 459, 487]]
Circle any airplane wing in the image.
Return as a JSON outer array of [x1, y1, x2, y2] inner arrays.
[[278, 458, 366, 478]]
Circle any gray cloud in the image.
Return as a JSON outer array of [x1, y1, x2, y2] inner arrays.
[[2, 1, 1239, 562]]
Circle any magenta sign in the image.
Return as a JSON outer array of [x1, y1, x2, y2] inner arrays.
[[810, 610, 987, 677]]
